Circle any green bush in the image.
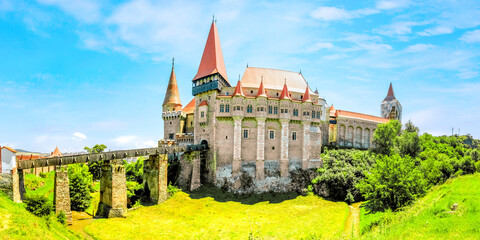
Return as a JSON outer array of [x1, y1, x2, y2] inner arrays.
[[357, 154, 427, 211], [312, 148, 375, 203], [126, 181, 144, 208], [25, 177, 43, 191], [56, 211, 66, 225], [125, 157, 144, 184], [23, 193, 53, 217], [39, 172, 48, 178], [68, 164, 93, 211], [167, 183, 180, 197]]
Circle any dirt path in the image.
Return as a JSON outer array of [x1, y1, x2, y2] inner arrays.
[[343, 202, 361, 239], [68, 211, 95, 240]]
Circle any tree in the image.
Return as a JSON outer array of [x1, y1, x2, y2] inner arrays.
[[396, 121, 422, 158], [68, 164, 93, 211], [84, 144, 107, 180], [372, 120, 402, 155], [357, 154, 427, 211]]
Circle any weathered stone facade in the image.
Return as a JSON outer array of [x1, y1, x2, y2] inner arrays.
[[97, 159, 127, 218], [143, 154, 168, 204], [0, 168, 24, 203], [53, 165, 72, 225]]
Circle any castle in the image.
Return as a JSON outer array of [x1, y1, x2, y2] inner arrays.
[[162, 21, 402, 192]]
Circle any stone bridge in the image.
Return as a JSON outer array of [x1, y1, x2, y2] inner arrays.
[[2, 143, 207, 225]]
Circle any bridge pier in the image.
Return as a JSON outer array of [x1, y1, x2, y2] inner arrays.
[[0, 168, 24, 203], [190, 152, 201, 191], [54, 165, 72, 225], [143, 154, 168, 204], [97, 159, 127, 218]]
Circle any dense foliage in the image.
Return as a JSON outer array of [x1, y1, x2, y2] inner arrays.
[[23, 193, 53, 217], [68, 164, 93, 211], [124, 158, 145, 207], [312, 149, 375, 203], [358, 120, 480, 211], [84, 144, 107, 180]]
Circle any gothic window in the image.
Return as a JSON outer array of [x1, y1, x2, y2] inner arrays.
[[274, 106, 278, 114], [220, 104, 224, 112], [269, 130, 275, 139], [243, 129, 249, 139], [303, 111, 306, 116], [292, 131, 297, 141], [317, 111, 321, 119], [247, 105, 253, 113], [260, 107, 264, 111], [226, 92, 229, 95], [312, 111, 315, 118], [281, 109, 284, 113], [284, 109, 288, 113], [293, 109, 298, 116], [201, 111, 205, 118], [268, 106, 273, 114], [225, 104, 230, 112]]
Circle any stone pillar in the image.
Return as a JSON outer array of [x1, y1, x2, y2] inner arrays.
[[190, 152, 201, 191], [53, 165, 72, 225], [302, 121, 310, 170], [143, 154, 168, 204], [232, 116, 243, 176], [256, 117, 266, 180], [280, 119, 289, 177], [0, 168, 24, 203], [97, 159, 127, 218]]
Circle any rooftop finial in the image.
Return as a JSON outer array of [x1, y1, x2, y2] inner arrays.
[[300, 69, 302, 74], [212, 14, 215, 23], [172, 57, 175, 68], [238, 74, 240, 81], [246, 62, 248, 68]]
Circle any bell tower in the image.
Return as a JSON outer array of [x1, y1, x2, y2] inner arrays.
[[381, 82, 402, 122]]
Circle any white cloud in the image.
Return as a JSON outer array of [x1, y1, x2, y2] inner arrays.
[[358, 43, 392, 52], [310, 6, 379, 21], [112, 135, 138, 145], [36, 0, 101, 23], [376, 0, 411, 10], [307, 42, 334, 52], [460, 29, 480, 43], [376, 21, 424, 36], [310, 7, 352, 21], [72, 132, 87, 141], [404, 43, 434, 52], [0, 0, 14, 11], [418, 26, 454, 36]]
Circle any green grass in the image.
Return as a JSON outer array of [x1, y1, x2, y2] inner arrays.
[[84, 186, 349, 239], [25, 171, 55, 202], [361, 173, 480, 239], [0, 192, 81, 240]]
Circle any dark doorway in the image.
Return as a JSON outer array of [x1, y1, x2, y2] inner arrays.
[[200, 140, 209, 184]]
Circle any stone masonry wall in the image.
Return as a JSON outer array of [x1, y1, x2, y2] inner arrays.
[[53, 165, 72, 225]]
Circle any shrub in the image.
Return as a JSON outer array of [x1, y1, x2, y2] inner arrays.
[[125, 157, 144, 184], [475, 161, 480, 173], [24, 193, 53, 217], [57, 211, 66, 225], [25, 177, 43, 191], [39, 172, 48, 178], [357, 154, 427, 211], [167, 183, 180, 197], [68, 164, 93, 211], [126, 181, 144, 208]]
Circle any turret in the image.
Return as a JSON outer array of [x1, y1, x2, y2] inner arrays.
[[192, 20, 230, 96], [163, 58, 182, 112], [381, 82, 402, 122]]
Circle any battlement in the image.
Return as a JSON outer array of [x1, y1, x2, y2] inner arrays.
[[162, 110, 187, 119]]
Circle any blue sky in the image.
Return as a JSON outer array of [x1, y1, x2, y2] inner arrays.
[[0, 0, 479, 153]]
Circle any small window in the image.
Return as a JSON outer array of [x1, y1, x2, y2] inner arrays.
[[251, 90, 253, 94], [281, 109, 284, 114], [243, 129, 249, 139], [292, 132, 297, 141], [226, 136, 228, 139], [274, 106, 278, 114], [276, 93, 279, 96], [225, 104, 230, 112], [303, 111, 306, 116], [208, 96, 211, 100], [169, 133, 174, 139], [261, 107, 264, 111], [226, 92, 229, 95], [285, 109, 288, 113], [247, 105, 253, 113], [268, 106, 273, 114], [220, 104, 224, 112], [301, 95, 303, 99], [269, 130, 275, 139], [201, 111, 205, 118], [317, 111, 321, 119], [312, 111, 315, 118]]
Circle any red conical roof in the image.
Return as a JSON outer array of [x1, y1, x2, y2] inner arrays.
[[163, 61, 182, 110], [193, 21, 228, 83], [233, 80, 244, 96], [302, 86, 312, 103], [383, 82, 396, 101], [279, 82, 290, 100], [329, 105, 336, 117], [256, 79, 267, 98], [52, 147, 62, 157]]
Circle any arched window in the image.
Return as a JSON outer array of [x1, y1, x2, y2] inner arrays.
[[220, 104, 224, 112], [247, 105, 253, 113]]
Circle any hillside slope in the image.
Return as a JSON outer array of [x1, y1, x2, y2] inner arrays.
[[362, 173, 480, 239], [0, 193, 81, 240]]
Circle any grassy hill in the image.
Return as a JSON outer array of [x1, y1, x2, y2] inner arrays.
[[361, 173, 480, 239], [0, 192, 81, 240], [84, 187, 349, 239]]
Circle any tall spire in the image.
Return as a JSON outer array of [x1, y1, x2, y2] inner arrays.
[[233, 80, 244, 96], [302, 86, 312, 103], [383, 82, 396, 101], [279, 82, 290, 100], [163, 59, 182, 111], [256, 78, 267, 98], [314, 87, 318, 94], [193, 21, 228, 83]]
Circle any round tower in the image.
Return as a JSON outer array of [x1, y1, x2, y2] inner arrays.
[[162, 58, 182, 112], [381, 82, 402, 122]]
